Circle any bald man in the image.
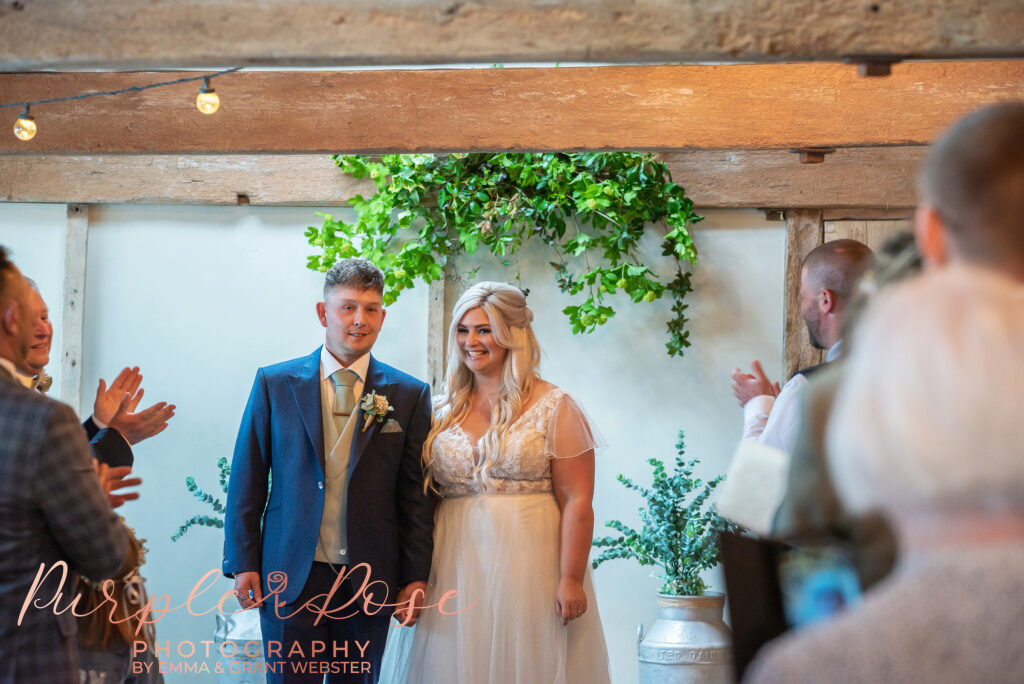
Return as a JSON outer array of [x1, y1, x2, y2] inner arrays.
[[771, 101, 1024, 587], [731, 239, 873, 455]]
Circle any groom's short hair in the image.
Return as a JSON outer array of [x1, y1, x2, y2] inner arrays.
[[323, 258, 385, 297]]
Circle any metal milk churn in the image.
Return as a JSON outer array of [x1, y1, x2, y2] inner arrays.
[[637, 593, 733, 684]]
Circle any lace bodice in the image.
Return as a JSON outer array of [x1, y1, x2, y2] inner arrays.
[[430, 388, 577, 497]]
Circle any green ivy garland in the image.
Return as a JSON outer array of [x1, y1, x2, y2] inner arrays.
[[306, 152, 702, 356]]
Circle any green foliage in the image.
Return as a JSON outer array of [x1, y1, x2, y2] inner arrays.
[[306, 152, 702, 357], [172, 457, 230, 542], [592, 431, 739, 596]]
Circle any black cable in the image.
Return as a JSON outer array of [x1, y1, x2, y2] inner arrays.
[[0, 67, 242, 110]]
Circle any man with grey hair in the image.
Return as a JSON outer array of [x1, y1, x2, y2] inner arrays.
[[224, 258, 435, 683], [0, 245, 137, 682], [13, 280, 175, 466]]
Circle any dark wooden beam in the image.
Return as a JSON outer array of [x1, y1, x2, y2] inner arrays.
[[1, 63, 1021, 154], [1, 1, 1021, 70]]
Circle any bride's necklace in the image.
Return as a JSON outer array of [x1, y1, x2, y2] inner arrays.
[[473, 391, 499, 414]]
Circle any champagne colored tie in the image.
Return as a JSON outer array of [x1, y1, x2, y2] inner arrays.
[[331, 369, 357, 417]]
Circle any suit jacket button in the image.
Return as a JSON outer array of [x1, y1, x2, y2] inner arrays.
[[317, 481, 324, 490]]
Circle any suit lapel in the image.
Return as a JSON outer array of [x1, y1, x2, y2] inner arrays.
[[288, 348, 326, 475], [349, 355, 397, 478]]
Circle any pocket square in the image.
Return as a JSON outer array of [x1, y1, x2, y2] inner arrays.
[[381, 419, 403, 434]]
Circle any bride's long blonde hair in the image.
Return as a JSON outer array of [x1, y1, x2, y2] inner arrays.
[[423, 281, 542, 490]]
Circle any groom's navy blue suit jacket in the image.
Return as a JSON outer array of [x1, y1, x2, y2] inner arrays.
[[222, 348, 435, 605]]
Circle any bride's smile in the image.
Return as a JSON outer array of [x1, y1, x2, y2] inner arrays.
[[456, 307, 508, 376]]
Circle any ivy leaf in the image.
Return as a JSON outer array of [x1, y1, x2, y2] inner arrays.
[[460, 232, 480, 254], [309, 152, 701, 357]]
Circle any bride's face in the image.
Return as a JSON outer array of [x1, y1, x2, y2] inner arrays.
[[456, 307, 507, 378]]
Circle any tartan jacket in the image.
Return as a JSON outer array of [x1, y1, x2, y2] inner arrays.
[[0, 364, 130, 684]]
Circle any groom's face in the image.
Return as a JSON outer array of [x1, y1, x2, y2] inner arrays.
[[317, 285, 386, 366]]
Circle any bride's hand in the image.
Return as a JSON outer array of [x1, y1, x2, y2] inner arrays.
[[393, 581, 428, 626], [555, 577, 587, 626]]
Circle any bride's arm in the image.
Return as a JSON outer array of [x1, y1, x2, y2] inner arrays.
[[551, 451, 596, 626]]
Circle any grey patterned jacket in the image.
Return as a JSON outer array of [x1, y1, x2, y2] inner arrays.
[[0, 364, 130, 684]]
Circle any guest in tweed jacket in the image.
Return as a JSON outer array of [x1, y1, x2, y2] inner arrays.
[[0, 246, 133, 684]]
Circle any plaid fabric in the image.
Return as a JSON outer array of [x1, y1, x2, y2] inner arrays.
[[0, 368, 130, 684]]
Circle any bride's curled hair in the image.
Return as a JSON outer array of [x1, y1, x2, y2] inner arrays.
[[423, 281, 541, 491]]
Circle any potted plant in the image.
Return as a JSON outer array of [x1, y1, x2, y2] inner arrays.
[[592, 430, 739, 683], [174, 458, 265, 684]]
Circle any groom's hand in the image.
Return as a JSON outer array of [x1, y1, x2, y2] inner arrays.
[[234, 571, 263, 610], [393, 581, 427, 626]]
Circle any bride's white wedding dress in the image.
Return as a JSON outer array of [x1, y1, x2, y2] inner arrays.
[[382, 387, 611, 684]]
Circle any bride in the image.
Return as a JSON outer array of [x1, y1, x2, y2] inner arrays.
[[388, 281, 611, 683]]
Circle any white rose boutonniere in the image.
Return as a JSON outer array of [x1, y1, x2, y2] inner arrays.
[[360, 390, 394, 432]]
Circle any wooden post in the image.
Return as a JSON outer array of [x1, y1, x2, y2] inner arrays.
[[783, 209, 824, 380], [426, 276, 447, 394], [61, 203, 89, 412]]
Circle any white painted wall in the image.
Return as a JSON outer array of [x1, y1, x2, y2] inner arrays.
[[0, 203, 67, 398], [0, 204, 784, 683]]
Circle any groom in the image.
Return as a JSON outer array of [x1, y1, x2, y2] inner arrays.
[[223, 258, 435, 683]]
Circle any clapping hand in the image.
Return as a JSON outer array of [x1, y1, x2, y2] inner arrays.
[[93, 460, 142, 509], [730, 360, 781, 407], [94, 366, 176, 444], [93, 366, 142, 426], [111, 398, 176, 445]]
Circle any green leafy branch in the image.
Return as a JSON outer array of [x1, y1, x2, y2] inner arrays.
[[306, 152, 702, 357], [592, 430, 740, 596], [171, 457, 230, 542]]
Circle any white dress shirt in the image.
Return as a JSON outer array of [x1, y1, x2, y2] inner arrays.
[[741, 340, 842, 455], [0, 358, 22, 384]]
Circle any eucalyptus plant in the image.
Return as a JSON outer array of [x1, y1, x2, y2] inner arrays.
[[592, 431, 739, 596], [171, 457, 230, 541], [306, 152, 702, 357]]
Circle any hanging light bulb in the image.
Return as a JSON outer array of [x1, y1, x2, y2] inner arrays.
[[13, 105, 36, 141], [195, 78, 220, 115]]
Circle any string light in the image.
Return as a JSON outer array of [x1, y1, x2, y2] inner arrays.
[[3, 67, 240, 141], [13, 105, 36, 141], [195, 78, 220, 115]]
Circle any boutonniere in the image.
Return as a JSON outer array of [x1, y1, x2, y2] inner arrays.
[[33, 371, 53, 393], [360, 390, 394, 432]]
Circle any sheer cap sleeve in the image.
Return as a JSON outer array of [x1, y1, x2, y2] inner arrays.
[[544, 393, 607, 460]]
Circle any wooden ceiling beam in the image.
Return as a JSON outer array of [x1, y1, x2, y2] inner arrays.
[[1, 0, 1022, 70], [1, 63, 1021, 155], [0, 148, 925, 209]]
